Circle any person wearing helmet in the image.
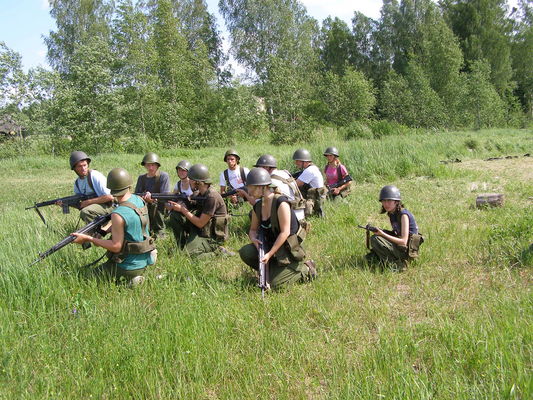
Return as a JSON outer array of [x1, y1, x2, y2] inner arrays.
[[166, 164, 230, 258], [239, 168, 317, 290], [254, 154, 305, 221], [323, 146, 352, 200], [219, 149, 252, 207], [173, 160, 193, 196], [135, 152, 171, 239], [292, 149, 327, 218], [72, 168, 156, 286], [365, 185, 422, 271], [67, 151, 114, 223]]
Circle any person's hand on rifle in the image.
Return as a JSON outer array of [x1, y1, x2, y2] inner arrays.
[[71, 232, 92, 244], [165, 200, 188, 214], [79, 199, 91, 209], [55, 200, 63, 208], [260, 251, 272, 265], [143, 191, 155, 204], [229, 194, 239, 204], [330, 187, 340, 196]]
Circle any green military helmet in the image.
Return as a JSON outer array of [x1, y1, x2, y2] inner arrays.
[[223, 149, 240, 162], [247, 167, 272, 186], [107, 168, 133, 197], [254, 154, 277, 168], [379, 185, 401, 201], [141, 152, 161, 166], [69, 151, 91, 170], [323, 146, 339, 157], [292, 148, 312, 162], [176, 160, 191, 171], [188, 163, 212, 183]]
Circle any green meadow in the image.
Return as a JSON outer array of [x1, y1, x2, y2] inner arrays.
[[0, 128, 531, 399]]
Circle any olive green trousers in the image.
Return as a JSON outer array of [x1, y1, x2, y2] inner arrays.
[[167, 211, 219, 258], [239, 243, 312, 289], [369, 235, 409, 270], [80, 203, 115, 223]]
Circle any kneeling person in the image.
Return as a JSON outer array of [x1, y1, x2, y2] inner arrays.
[[366, 185, 423, 271], [166, 164, 229, 258], [136, 152, 171, 238], [68, 151, 114, 223], [72, 168, 155, 285], [239, 168, 316, 290]]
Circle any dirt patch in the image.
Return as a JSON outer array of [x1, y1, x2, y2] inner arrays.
[[454, 157, 533, 182]]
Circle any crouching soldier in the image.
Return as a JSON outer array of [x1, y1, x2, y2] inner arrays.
[[135, 152, 171, 238], [166, 164, 230, 258], [365, 185, 423, 271], [72, 168, 156, 286], [292, 149, 327, 218], [239, 168, 316, 290], [323, 146, 352, 200], [68, 151, 114, 223]]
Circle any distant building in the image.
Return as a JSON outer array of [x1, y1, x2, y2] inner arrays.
[[0, 115, 25, 139]]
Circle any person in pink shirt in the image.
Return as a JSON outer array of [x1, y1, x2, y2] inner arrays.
[[323, 146, 352, 200]]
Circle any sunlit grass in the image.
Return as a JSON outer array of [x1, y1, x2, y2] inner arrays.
[[0, 128, 531, 398]]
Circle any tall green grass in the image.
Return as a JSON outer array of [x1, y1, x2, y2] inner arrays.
[[0, 128, 531, 399]]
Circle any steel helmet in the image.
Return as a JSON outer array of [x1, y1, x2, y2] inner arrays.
[[292, 148, 312, 162], [379, 185, 401, 201], [246, 167, 272, 186], [107, 168, 133, 196], [188, 163, 212, 183], [69, 151, 91, 170], [223, 149, 240, 162], [176, 160, 191, 171], [254, 154, 277, 168], [141, 152, 161, 166], [323, 146, 339, 157]]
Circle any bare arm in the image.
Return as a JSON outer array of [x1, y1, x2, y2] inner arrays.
[[72, 213, 124, 252], [80, 194, 114, 208], [263, 202, 291, 262], [375, 213, 409, 247]]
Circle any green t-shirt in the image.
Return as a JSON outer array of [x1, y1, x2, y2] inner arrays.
[[113, 194, 153, 270]]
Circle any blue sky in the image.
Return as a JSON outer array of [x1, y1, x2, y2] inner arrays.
[[0, 0, 382, 71]]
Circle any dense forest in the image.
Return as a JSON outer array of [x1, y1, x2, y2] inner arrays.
[[0, 0, 531, 153]]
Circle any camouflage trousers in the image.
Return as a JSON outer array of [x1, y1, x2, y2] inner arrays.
[[167, 211, 219, 258], [369, 235, 409, 271], [239, 243, 313, 289], [80, 203, 115, 223]]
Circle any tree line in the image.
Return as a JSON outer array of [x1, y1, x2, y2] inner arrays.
[[0, 0, 531, 153]]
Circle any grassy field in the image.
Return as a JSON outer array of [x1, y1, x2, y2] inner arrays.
[[0, 128, 531, 399]]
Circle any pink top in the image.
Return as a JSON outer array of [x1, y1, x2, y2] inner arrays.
[[324, 164, 349, 186]]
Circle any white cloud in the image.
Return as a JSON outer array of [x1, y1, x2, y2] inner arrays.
[[41, 0, 50, 10]]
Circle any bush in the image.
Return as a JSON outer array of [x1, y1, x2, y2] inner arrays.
[[370, 120, 410, 138], [339, 121, 374, 140]]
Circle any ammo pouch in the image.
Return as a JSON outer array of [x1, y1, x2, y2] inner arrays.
[[274, 226, 307, 266], [108, 238, 155, 264], [200, 215, 230, 241], [407, 233, 424, 258]]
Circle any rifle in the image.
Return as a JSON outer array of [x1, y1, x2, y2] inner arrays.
[[357, 224, 378, 232], [291, 170, 303, 180], [136, 192, 205, 207], [358, 224, 377, 250], [257, 228, 269, 299], [221, 186, 247, 198], [26, 193, 98, 225], [30, 213, 112, 266], [328, 175, 353, 191]]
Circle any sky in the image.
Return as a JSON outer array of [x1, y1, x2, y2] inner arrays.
[[0, 0, 383, 72]]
